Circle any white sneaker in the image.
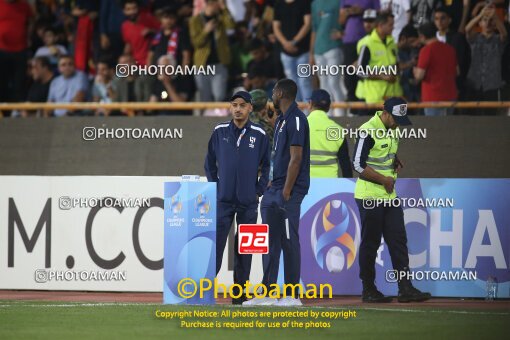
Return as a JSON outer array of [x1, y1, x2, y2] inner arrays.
[[274, 297, 303, 307], [242, 297, 278, 306]]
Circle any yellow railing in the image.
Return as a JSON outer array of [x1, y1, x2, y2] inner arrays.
[[0, 101, 509, 114]]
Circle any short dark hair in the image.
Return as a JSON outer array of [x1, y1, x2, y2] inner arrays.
[[160, 6, 178, 17], [311, 101, 330, 112], [96, 56, 115, 68], [399, 24, 418, 41], [418, 22, 437, 39], [122, 0, 139, 8], [58, 54, 73, 62], [33, 56, 51, 70], [43, 26, 58, 35], [275, 79, 297, 100], [434, 6, 451, 18], [375, 11, 394, 26]]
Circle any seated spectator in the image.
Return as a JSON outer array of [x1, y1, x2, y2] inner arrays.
[[111, 54, 152, 116], [433, 7, 469, 101], [92, 59, 115, 116], [21, 57, 55, 117], [46, 55, 89, 117], [397, 25, 420, 105], [243, 63, 272, 97], [149, 55, 194, 115], [465, 4, 508, 115], [34, 27, 68, 70], [189, 0, 234, 102], [413, 22, 458, 116], [246, 38, 282, 82], [149, 7, 192, 67], [121, 0, 160, 66]]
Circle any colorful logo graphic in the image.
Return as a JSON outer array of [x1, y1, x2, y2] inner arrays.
[[309, 197, 361, 273], [170, 195, 182, 216], [195, 194, 210, 216]]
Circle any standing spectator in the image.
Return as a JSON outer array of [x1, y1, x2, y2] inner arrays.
[[0, 0, 33, 107], [465, 4, 508, 115], [21, 57, 55, 117], [121, 0, 160, 66], [444, 0, 471, 33], [149, 7, 192, 67], [273, 0, 312, 102], [397, 25, 421, 104], [357, 12, 403, 104], [46, 55, 89, 117], [72, 0, 100, 73], [92, 59, 115, 116], [310, 0, 346, 116], [189, 0, 235, 102], [433, 7, 469, 102], [380, 0, 412, 42], [414, 22, 458, 115], [410, 0, 444, 28], [149, 55, 194, 115], [99, 0, 126, 61], [34, 27, 68, 70], [340, 0, 380, 107]]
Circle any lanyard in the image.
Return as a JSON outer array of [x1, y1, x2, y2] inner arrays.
[[274, 120, 285, 151], [236, 128, 246, 148]]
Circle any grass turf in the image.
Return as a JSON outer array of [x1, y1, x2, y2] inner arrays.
[[0, 300, 508, 340]]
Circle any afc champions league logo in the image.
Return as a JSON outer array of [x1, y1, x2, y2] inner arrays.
[[308, 195, 361, 274], [170, 195, 182, 217], [195, 194, 210, 217]]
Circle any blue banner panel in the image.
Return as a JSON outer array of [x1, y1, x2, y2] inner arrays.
[[299, 179, 510, 298], [163, 181, 216, 304]]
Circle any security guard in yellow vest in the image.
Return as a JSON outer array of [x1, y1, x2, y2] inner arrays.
[[352, 97, 430, 303], [308, 89, 353, 178], [355, 9, 377, 104], [356, 12, 403, 104]]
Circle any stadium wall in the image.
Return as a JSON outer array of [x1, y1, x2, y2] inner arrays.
[[1, 116, 509, 177]]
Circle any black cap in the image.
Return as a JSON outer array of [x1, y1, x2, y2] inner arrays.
[[230, 91, 252, 104], [383, 97, 412, 126], [310, 89, 331, 107]]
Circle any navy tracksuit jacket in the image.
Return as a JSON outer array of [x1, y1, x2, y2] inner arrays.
[[204, 119, 270, 288]]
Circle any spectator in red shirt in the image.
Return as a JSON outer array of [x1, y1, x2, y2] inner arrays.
[[413, 22, 458, 116], [0, 0, 33, 107], [121, 0, 160, 66]]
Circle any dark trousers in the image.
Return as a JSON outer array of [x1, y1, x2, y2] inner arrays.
[[216, 202, 258, 289], [261, 187, 305, 295], [342, 43, 365, 115], [356, 199, 409, 288]]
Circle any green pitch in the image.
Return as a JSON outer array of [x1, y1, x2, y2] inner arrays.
[[0, 300, 508, 340]]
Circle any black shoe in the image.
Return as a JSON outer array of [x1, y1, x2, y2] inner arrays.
[[232, 295, 247, 305], [362, 287, 393, 303], [398, 285, 431, 303]]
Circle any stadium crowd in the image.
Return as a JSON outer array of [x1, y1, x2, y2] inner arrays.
[[0, 0, 509, 117]]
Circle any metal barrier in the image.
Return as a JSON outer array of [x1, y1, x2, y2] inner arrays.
[[0, 101, 510, 114]]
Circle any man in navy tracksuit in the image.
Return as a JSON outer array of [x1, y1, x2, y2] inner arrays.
[[204, 91, 270, 304], [244, 79, 310, 307]]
